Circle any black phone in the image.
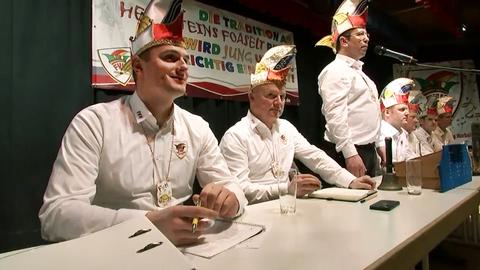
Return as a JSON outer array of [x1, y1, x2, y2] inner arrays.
[[369, 200, 400, 211]]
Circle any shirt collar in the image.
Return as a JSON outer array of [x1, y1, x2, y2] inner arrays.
[[382, 120, 400, 138], [336, 54, 364, 70], [247, 110, 278, 138], [129, 91, 175, 131]]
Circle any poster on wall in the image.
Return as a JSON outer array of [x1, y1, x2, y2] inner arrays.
[[92, 0, 299, 105], [393, 60, 480, 144]]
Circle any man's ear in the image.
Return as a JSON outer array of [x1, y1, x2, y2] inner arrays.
[[339, 36, 348, 48], [132, 55, 143, 75]]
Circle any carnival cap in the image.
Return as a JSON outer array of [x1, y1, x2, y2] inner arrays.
[[250, 45, 296, 89], [315, 0, 368, 53], [130, 0, 184, 56]]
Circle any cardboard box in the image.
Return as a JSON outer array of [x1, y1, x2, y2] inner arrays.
[[393, 151, 442, 190]]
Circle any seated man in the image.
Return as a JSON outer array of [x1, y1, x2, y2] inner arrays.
[[219, 45, 375, 204], [379, 78, 417, 162], [433, 96, 456, 145], [413, 97, 443, 155], [402, 90, 425, 156], [39, 0, 247, 246]]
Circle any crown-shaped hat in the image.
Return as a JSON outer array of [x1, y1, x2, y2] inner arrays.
[[250, 45, 296, 89], [436, 96, 455, 115], [130, 0, 184, 56], [417, 97, 438, 118], [407, 90, 426, 113], [380, 78, 413, 111], [315, 0, 368, 53]]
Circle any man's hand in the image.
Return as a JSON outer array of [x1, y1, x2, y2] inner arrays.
[[146, 205, 218, 246], [377, 146, 386, 167], [348, 175, 376, 190], [196, 183, 239, 218], [290, 174, 322, 197], [345, 154, 367, 177]]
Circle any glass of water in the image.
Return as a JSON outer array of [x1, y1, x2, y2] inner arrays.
[[279, 168, 297, 215]]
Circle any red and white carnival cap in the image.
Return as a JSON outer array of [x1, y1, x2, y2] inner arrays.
[[380, 78, 414, 111], [130, 0, 184, 56], [315, 0, 368, 53], [251, 45, 296, 89]]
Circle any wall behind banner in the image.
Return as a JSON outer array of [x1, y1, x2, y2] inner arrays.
[[2, 0, 479, 253]]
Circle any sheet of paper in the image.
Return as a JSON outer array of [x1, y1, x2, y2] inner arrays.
[[181, 219, 265, 258]]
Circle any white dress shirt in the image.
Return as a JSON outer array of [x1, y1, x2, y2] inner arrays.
[[39, 92, 247, 241], [407, 131, 422, 157], [219, 111, 356, 204], [318, 54, 382, 158], [433, 126, 454, 145], [413, 127, 443, 155], [379, 120, 417, 162]]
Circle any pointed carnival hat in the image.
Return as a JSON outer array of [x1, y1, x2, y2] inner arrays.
[[407, 89, 427, 114], [250, 45, 296, 89], [315, 0, 369, 53], [436, 96, 455, 115], [379, 78, 414, 111], [418, 97, 438, 118], [130, 0, 184, 56]]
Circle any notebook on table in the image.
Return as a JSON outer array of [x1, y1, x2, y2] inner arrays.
[[308, 187, 377, 202]]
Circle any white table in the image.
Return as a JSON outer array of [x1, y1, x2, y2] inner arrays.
[[191, 187, 480, 270]]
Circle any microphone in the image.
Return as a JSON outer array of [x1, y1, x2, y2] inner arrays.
[[374, 45, 418, 64]]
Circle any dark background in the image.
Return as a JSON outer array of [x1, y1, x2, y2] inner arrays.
[[1, 0, 479, 252]]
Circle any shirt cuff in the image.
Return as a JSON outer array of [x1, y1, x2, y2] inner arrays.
[[335, 170, 357, 188], [341, 144, 358, 159]]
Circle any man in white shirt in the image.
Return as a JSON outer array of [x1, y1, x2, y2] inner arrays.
[[39, 0, 247, 246], [220, 45, 375, 204], [316, 0, 384, 177], [379, 78, 417, 162], [433, 96, 455, 145], [403, 90, 425, 156], [413, 98, 443, 155]]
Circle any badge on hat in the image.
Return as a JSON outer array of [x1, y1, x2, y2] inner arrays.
[[315, 0, 369, 53], [130, 0, 184, 56], [250, 45, 297, 89], [380, 78, 414, 111]]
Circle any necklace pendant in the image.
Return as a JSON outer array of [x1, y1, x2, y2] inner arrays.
[[271, 161, 284, 179], [156, 180, 172, 207]]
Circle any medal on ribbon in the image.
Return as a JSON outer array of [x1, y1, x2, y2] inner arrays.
[[156, 180, 172, 207]]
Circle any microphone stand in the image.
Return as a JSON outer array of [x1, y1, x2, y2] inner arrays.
[[398, 61, 480, 74]]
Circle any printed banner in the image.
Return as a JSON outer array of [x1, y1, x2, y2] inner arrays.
[[92, 0, 299, 105], [393, 60, 480, 144]]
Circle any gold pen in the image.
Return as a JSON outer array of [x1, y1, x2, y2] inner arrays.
[[192, 201, 201, 233]]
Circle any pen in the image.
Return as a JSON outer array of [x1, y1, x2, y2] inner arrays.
[[128, 228, 151, 238], [360, 193, 378, 203], [136, 241, 163, 253], [192, 200, 201, 233]]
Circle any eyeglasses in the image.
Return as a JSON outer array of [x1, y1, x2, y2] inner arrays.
[[346, 31, 370, 39]]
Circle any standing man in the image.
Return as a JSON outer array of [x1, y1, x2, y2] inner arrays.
[[220, 45, 375, 204], [433, 96, 456, 145], [317, 0, 384, 177], [39, 0, 246, 246], [379, 78, 417, 162]]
